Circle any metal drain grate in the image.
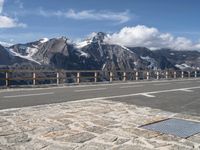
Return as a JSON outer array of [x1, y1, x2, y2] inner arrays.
[[141, 118, 200, 138]]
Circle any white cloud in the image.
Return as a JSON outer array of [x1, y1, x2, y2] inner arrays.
[[39, 9, 130, 24], [0, 16, 26, 28], [65, 9, 130, 23], [0, 0, 26, 28], [0, 0, 4, 13], [105, 25, 200, 50]]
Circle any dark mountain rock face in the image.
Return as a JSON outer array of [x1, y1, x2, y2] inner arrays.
[[0, 44, 12, 65], [129, 47, 176, 70], [1, 33, 200, 71], [0, 44, 35, 66], [154, 49, 200, 69]]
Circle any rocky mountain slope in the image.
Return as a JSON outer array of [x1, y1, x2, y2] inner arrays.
[[1, 32, 200, 71], [0, 44, 37, 66]]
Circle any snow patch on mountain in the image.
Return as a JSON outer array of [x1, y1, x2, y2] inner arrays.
[[8, 48, 41, 64], [0, 41, 13, 47], [141, 56, 157, 69], [118, 45, 135, 54], [175, 64, 191, 70], [75, 40, 92, 49], [40, 38, 49, 43], [26, 47, 38, 57], [77, 49, 89, 58]]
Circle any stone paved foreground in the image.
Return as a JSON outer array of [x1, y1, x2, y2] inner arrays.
[[0, 99, 200, 150]]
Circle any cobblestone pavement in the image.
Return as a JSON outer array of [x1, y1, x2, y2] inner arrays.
[[0, 99, 200, 150]]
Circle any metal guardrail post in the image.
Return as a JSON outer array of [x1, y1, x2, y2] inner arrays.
[[5, 72, 9, 87], [174, 71, 177, 79], [195, 71, 197, 78], [136, 71, 139, 80], [156, 71, 159, 80], [77, 72, 80, 84], [165, 71, 168, 79], [94, 72, 98, 82], [110, 72, 113, 82], [147, 71, 149, 80], [33, 72, 36, 85], [181, 71, 184, 78], [57, 72, 60, 85], [123, 72, 126, 81]]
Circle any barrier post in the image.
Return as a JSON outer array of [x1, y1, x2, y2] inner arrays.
[[174, 71, 177, 79], [110, 72, 113, 82], [156, 71, 159, 80], [33, 72, 36, 85], [182, 71, 184, 78], [123, 72, 126, 81], [5, 72, 9, 87], [165, 71, 168, 79], [57, 72, 60, 85], [136, 71, 139, 80], [94, 72, 98, 82], [77, 72, 80, 84], [147, 71, 150, 80]]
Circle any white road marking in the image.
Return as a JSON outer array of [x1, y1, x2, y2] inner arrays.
[[0, 78, 199, 93], [4, 92, 54, 98], [1, 85, 200, 111], [72, 86, 200, 101], [153, 83, 171, 86], [179, 89, 193, 92], [74, 88, 107, 92], [120, 85, 144, 88], [140, 93, 156, 97]]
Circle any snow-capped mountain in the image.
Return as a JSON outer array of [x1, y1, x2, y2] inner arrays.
[[1, 32, 200, 71], [0, 44, 38, 66]]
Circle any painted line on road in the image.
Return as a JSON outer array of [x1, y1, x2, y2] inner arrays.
[[140, 93, 156, 98], [178, 89, 193, 92], [153, 83, 171, 86], [74, 88, 107, 92], [4, 92, 54, 98], [120, 85, 144, 89], [1, 78, 200, 93], [73, 86, 200, 101], [1, 86, 200, 112]]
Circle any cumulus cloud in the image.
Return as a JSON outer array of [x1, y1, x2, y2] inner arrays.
[[0, 16, 26, 28], [39, 9, 130, 24], [105, 25, 200, 50], [0, 0, 26, 28]]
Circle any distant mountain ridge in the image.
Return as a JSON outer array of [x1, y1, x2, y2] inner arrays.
[[1, 32, 200, 71]]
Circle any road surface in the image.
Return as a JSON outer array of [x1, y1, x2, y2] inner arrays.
[[0, 78, 200, 116]]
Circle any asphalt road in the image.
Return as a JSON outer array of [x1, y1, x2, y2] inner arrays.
[[1, 78, 200, 116]]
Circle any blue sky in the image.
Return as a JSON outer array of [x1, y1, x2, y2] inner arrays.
[[0, 0, 200, 49]]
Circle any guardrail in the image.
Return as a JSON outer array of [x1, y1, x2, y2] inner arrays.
[[0, 69, 199, 88]]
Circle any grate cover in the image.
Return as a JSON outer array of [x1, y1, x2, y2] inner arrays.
[[141, 118, 200, 138]]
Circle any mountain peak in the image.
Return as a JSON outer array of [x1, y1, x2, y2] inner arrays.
[[39, 38, 49, 43], [92, 32, 107, 43]]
